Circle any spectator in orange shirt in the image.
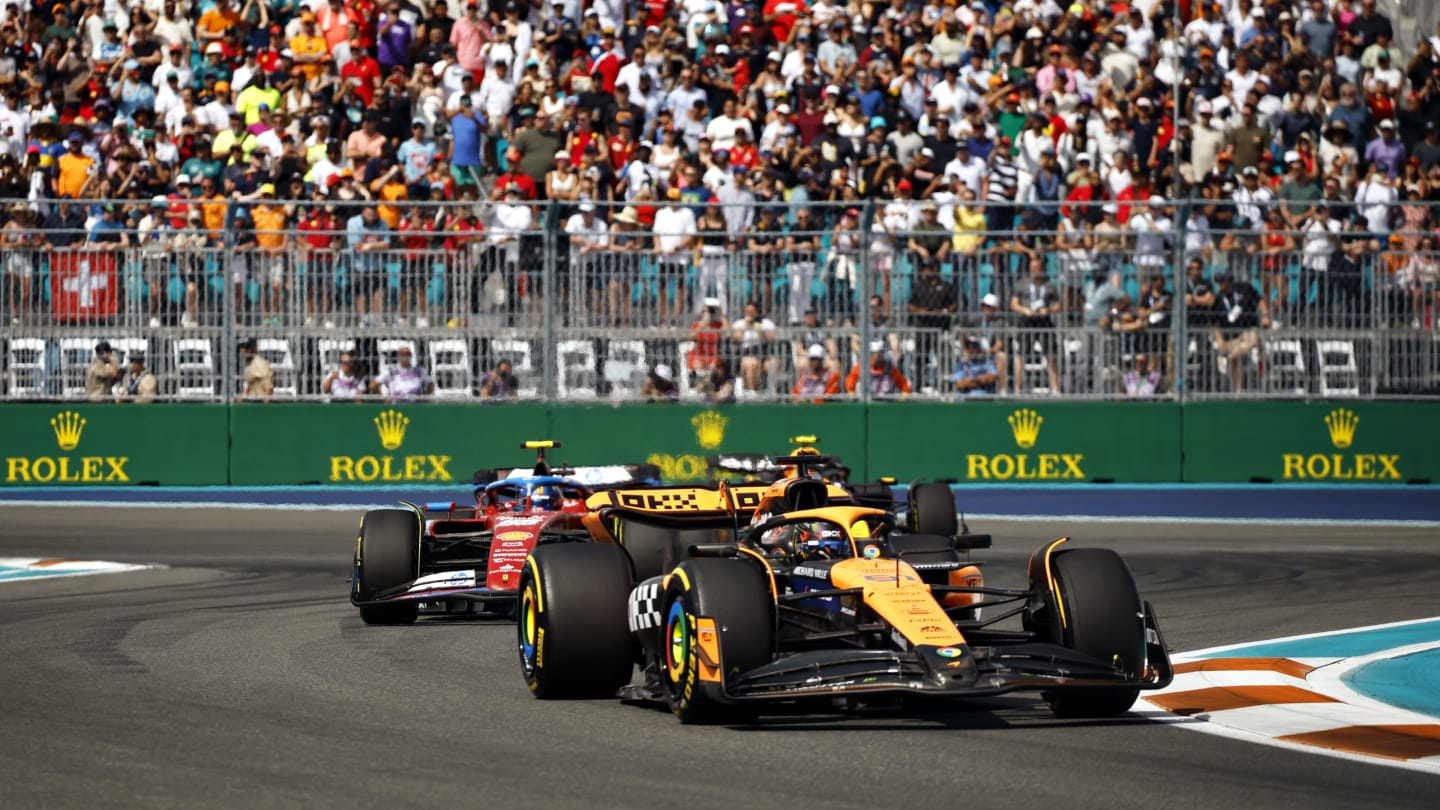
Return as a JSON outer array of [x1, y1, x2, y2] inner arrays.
[[845, 340, 911, 398], [56, 133, 94, 199], [793, 344, 842, 403], [370, 161, 408, 228], [197, 0, 242, 45], [250, 185, 290, 324], [198, 177, 228, 237], [290, 12, 330, 81]]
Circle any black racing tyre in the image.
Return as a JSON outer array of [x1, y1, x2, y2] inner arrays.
[[661, 558, 774, 724], [355, 508, 421, 625], [907, 482, 958, 537], [518, 543, 635, 699], [1044, 548, 1146, 717]]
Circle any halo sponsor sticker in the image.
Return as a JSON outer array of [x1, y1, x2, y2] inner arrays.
[[936, 647, 963, 658]]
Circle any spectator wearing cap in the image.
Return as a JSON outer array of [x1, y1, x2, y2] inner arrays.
[[1212, 271, 1269, 392], [1190, 99, 1227, 180], [908, 255, 959, 378], [485, 180, 534, 318], [341, 40, 383, 107], [792, 344, 841, 403], [511, 111, 564, 188], [1365, 119, 1406, 178], [116, 352, 159, 404], [397, 122, 438, 193], [983, 134, 1019, 237], [289, 12, 329, 81], [564, 200, 608, 309], [449, 1, 489, 74], [845, 338, 911, 398], [56, 132, 94, 199], [640, 363, 679, 402], [951, 336, 998, 398], [1355, 158, 1400, 234], [817, 20, 857, 83], [371, 344, 435, 402]]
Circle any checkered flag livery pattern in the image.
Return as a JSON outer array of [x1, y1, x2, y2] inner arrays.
[[627, 580, 662, 633]]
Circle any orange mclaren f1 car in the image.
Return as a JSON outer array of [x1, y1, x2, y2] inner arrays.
[[516, 456, 1173, 722]]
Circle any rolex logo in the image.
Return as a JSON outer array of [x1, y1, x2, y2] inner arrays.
[[51, 411, 86, 451], [1008, 409, 1043, 449], [692, 411, 728, 450], [375, 410, 410, 451], [1325, 408, 1358, 449]]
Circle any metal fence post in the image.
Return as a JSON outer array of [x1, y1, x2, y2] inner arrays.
[[1173, 198, 1190, 403], [857, 201, 876, 405], [541, 200, 558, 401], [221, 200, 236, 404]]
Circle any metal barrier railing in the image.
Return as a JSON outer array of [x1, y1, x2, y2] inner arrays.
[[2, 198, 1437, 402]]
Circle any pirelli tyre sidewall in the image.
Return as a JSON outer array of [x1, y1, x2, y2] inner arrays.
[[518, 543, 635, 699], [354, 508, 421, 625], [661, 558, 773, 724], [1044, 547, 1146, 718], [907, 482, 958, 537]]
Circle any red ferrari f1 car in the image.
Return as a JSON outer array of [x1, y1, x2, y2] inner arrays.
[[349, 441, 659, 624]]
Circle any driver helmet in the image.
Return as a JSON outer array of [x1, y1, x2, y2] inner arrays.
[[529, 484, 561, 510], [793, 522, 848, 561], [757, 524, 799, 559]]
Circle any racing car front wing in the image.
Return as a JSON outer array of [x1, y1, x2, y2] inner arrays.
[[717, 601, 1173, 703]]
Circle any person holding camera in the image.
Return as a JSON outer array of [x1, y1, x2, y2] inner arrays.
[[115, 354, 158, 404], [86, 342, 120, 402]]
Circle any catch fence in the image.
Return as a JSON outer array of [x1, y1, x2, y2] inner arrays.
[[2, 198, 1437, 402]]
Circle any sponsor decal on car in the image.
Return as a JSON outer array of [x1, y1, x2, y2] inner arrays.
[[936, 647, 963, 658], [496, 531, 533, 542]]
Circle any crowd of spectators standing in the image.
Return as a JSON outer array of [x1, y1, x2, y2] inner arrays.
[[3, 0, 1440, 397]]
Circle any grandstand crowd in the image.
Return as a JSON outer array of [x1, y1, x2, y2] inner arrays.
[[0, 0, 1435, 220], [2, 0, 1440, 399]]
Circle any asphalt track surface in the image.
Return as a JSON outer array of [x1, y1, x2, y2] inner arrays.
[[2, 507, 1438, 809]]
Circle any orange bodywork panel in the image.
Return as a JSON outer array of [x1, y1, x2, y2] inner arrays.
[[941, 564, 984, 609], [829, 558, 964, 648], [581, 511, 616, 544]]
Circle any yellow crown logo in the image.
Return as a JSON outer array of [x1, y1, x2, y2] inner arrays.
[[375, 410, 410, 451], [692, 411, 728, 450], [1008, 408, 1043, 449], [1325, 408, 1358, 449], [51, 411, 86, 451]]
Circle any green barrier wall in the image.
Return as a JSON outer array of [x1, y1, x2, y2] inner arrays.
[[549, 404, 867, 481], [866, 402, 1182, 482], [229, 403, 547, 485], [0, 404, 229, 485], [4, 402, 1433, 486], [1182, 402, 1440, 483]]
